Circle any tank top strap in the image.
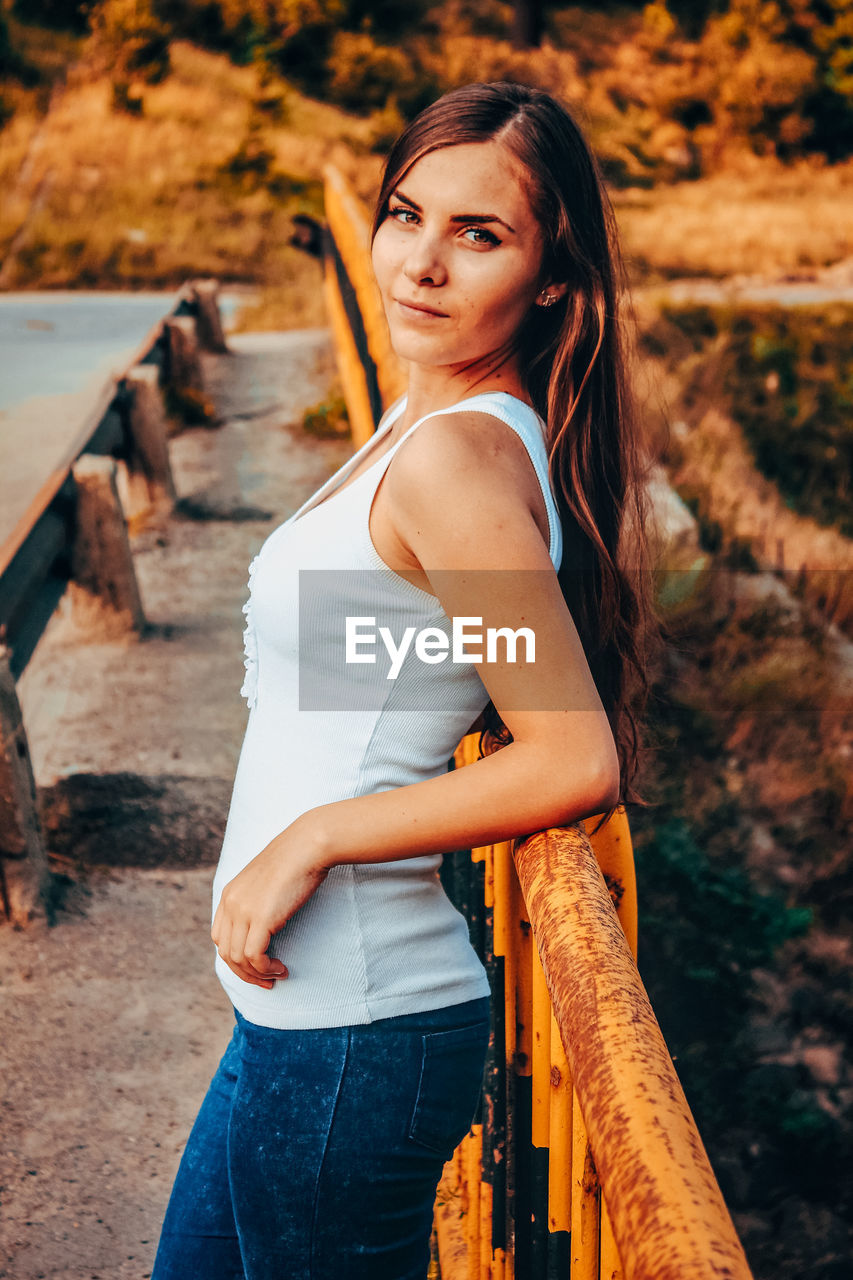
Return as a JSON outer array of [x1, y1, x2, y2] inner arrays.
[[378, 392, 562, 571]]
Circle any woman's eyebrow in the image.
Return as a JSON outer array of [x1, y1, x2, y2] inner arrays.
[[393, 188, 517, 235]]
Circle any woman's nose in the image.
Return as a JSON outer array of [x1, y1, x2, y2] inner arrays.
[[402, 234, 447, 287]]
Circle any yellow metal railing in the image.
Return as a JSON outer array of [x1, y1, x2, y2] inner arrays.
[[511, 822, 752, 1280], [322, 164, 753, 1280], [323, 164, 405, 448], [433, 737, 640, 1280]]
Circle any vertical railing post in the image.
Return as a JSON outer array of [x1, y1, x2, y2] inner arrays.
[[121, 367, 177, 517], [189, 278, 228, 353], [0, 648, 50, 924], [69, 455, 146, 636], [163, 315, 205, 418]]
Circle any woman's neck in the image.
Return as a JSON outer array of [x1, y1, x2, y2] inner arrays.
[[396, 358, 531, 436]]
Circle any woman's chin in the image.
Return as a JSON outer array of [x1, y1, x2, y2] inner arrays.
[[388, 335, 453, 366], [386, 325, 475, 368]]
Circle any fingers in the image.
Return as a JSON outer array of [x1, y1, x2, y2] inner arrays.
[[246, 923, 288, 981], [211, 913, 288, 990]]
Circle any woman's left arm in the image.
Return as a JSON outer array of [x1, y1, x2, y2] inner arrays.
[[212, 413, 621, 988]]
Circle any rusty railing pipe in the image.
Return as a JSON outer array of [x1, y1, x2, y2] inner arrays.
[[513, 825, 753, 1280]]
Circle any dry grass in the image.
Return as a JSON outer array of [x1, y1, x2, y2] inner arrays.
[[673, 404, 853, 572], [613, 159, 853, 281], [660, 567, 853, 854], [641, 353, 853, 633], [0, 41, 383, 294], [229, 263, 328, 333], [635, 308, 853, 632], [2, 35, 851, 300]]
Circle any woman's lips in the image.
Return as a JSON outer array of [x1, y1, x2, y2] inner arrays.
[[394, 299, 449, 318]]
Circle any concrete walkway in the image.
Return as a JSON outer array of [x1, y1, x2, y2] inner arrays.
[[0, 329, 352, 1280]]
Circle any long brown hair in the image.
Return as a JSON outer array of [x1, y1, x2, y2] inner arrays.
[[371, 82, 661, 832]]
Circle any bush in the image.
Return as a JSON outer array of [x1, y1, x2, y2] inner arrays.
[[218, 127, 275, 191], [326, 32, 419, 111], [86, 0, 171, 97], [345, 0, 433, 41], [302, 394, 349, 437], [633, 805, 812, 1134], [666, 303, 853, 536], [0, 9, 40, 85]]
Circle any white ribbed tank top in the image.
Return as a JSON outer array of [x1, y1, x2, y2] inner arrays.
[[212, 391, 563, 1028]]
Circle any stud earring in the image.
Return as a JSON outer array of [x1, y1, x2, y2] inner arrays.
[[538, 292, 557, 307]]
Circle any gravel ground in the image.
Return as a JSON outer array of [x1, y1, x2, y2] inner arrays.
[[0, 328, 351, 1279]]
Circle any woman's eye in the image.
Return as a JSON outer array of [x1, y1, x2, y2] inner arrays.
[[389, 205, 418, 225], [462, 225, 500, 247]]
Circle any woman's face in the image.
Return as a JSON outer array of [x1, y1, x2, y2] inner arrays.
[[371, 139, 552, 375]]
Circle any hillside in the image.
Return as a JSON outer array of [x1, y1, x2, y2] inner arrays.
[[1, 3, 852, 295]]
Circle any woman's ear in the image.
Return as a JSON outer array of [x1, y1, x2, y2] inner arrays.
[[534, 282, 569, 308]]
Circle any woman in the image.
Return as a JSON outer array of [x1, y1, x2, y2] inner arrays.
[[152, 81, 656, 1280]]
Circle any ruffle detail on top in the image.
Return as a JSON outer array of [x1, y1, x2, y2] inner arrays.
[[240, 555, 259, 710]]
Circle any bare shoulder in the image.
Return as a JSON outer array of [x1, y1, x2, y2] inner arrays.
[[389, 408, 542, 514], [385, 408, 551, 567]]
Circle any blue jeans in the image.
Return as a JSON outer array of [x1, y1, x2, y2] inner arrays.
[[151, 996, 491, 1280]]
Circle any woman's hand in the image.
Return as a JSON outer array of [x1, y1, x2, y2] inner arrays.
[[211, 815, 330, 990]]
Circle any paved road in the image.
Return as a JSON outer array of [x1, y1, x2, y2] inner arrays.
[[0, 290, 251, 551], [0, 291, 248, 411]]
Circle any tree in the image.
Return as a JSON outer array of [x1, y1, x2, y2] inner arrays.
[[85, 0, 170, 112], [512, 0, 543, 48]]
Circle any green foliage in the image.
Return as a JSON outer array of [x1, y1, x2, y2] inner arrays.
[[638, 816, 811, 999], [741, 1080, 848, 1196], [819, 0, 853, 97], [326, 31, 438, 113], [728, 306, 853, 536], [660, 303, 853, 536], [302, 394, 350, 437], [628, 580, 845, 1183], [218, 127, 276, 191], [633, 801, 812, 1138]]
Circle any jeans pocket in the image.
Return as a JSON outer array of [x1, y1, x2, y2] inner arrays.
[[407, 1020, 490, 1158]]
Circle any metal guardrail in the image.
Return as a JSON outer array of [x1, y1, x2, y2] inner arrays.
[[0, 280, 222, 677], [0, 278, 225, 924], [322, 163, 754, 1280]]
